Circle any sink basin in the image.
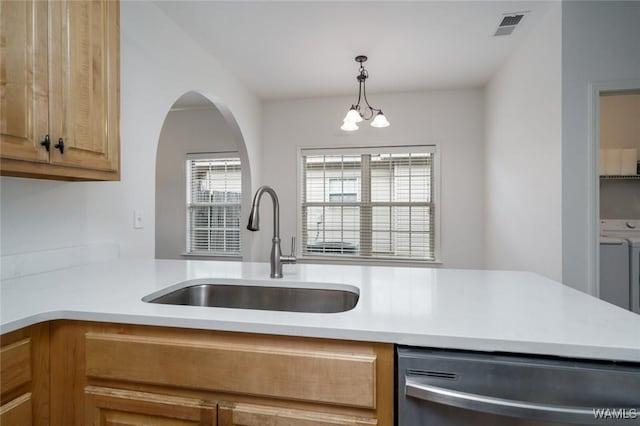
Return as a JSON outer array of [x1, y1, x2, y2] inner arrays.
[[142, 279, 359, 313]]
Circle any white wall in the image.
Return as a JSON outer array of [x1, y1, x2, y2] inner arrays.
[[259, 89, 485, 269], [1, 3, 261, 265], [155, 106, 238, 260], [484, 3, 562, 282], [562, 1, 640, 293]]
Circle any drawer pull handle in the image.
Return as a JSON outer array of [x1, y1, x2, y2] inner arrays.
[[55, 138, 64, 154]]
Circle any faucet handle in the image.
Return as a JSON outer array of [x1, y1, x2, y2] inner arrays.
[[279, 236, 297, 265], [290, 236, 296, 257]]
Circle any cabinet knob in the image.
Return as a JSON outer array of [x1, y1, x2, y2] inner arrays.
[[40, 134, 51, 152], [54, 138, 64, 154]]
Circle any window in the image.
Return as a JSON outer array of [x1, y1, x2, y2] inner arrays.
[[329, 178, 358, 202], [300, 146, 438, 262], [186, 154, 241, 256]]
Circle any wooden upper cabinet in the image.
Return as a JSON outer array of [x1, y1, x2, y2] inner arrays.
[[48, 0, 119, 173], [0, 0, 49, 163], [0, 0, 120, 181]]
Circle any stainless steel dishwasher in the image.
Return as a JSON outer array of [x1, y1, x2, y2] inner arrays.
[[398, 347, 640, 425]]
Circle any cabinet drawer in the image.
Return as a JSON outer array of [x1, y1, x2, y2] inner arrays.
[[85, 332, 377, 409], [0, 393, 32, 425], [1, 338, 31, 396], [218, 403, 377, 426]]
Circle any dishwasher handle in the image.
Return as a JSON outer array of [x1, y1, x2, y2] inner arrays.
[[405, 376, 628, 425]]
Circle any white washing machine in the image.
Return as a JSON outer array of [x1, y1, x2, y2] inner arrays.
[[600, 219, 640, 314]]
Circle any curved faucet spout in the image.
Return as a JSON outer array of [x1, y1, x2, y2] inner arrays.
[[246, 185, 295, 278], [247, 185, 279, 237]]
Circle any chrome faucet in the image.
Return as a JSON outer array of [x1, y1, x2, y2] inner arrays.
[[247, 185, 297, 278]]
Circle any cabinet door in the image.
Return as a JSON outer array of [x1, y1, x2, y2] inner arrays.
[[0, 0, 49, 163], [85, 386, 216, 426], [48, 0, 119, 173], [218, 404, 377, 426]]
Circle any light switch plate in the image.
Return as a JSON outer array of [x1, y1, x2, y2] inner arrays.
[[134, 209, 144, 229]]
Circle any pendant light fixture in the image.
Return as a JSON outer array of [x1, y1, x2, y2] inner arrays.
[[341, 55, 390, 131]]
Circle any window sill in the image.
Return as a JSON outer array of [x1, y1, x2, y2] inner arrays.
[[299, 256, 442, 268], [181, 253, 242, 261]]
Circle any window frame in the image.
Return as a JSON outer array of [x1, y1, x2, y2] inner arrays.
[[185, 151, 242, 258], [297, 145, 441, 265]]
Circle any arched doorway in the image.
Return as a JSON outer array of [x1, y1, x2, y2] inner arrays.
[[155, 91, 252, 260]]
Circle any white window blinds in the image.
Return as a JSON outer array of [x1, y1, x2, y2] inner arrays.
[[301, 146, 437, 261], [186, 155, 241, 256]]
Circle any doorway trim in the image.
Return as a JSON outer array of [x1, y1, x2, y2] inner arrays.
[[589, 79, 640, 297]]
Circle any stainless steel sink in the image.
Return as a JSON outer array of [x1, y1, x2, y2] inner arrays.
[[142, 280, 359, 313]]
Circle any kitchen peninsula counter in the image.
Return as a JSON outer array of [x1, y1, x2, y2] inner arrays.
[[1, 259, 639, 362]]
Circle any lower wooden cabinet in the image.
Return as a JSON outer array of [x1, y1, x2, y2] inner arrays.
[[1, 321, 394, 426], [0, 392, 33, 425], [84, 331, 378, 409], [0, 324, 49, 426], [85, 386, 216, 426], [218, 403, 377, 426], [84, 390, 377, 426]]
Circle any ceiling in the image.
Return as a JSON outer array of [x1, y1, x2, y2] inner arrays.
[[156, 1, 553, 100]]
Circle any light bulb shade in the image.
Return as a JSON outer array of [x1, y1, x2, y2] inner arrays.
[[340, 120, 359, 131], [344, 106, 363, 123], [370, 111, 390, 128]]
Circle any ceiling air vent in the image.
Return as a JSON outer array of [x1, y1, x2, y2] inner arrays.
[[494, 13, 527, 36]]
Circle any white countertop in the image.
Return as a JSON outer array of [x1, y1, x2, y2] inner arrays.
[[1, 259, 639, 362]]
